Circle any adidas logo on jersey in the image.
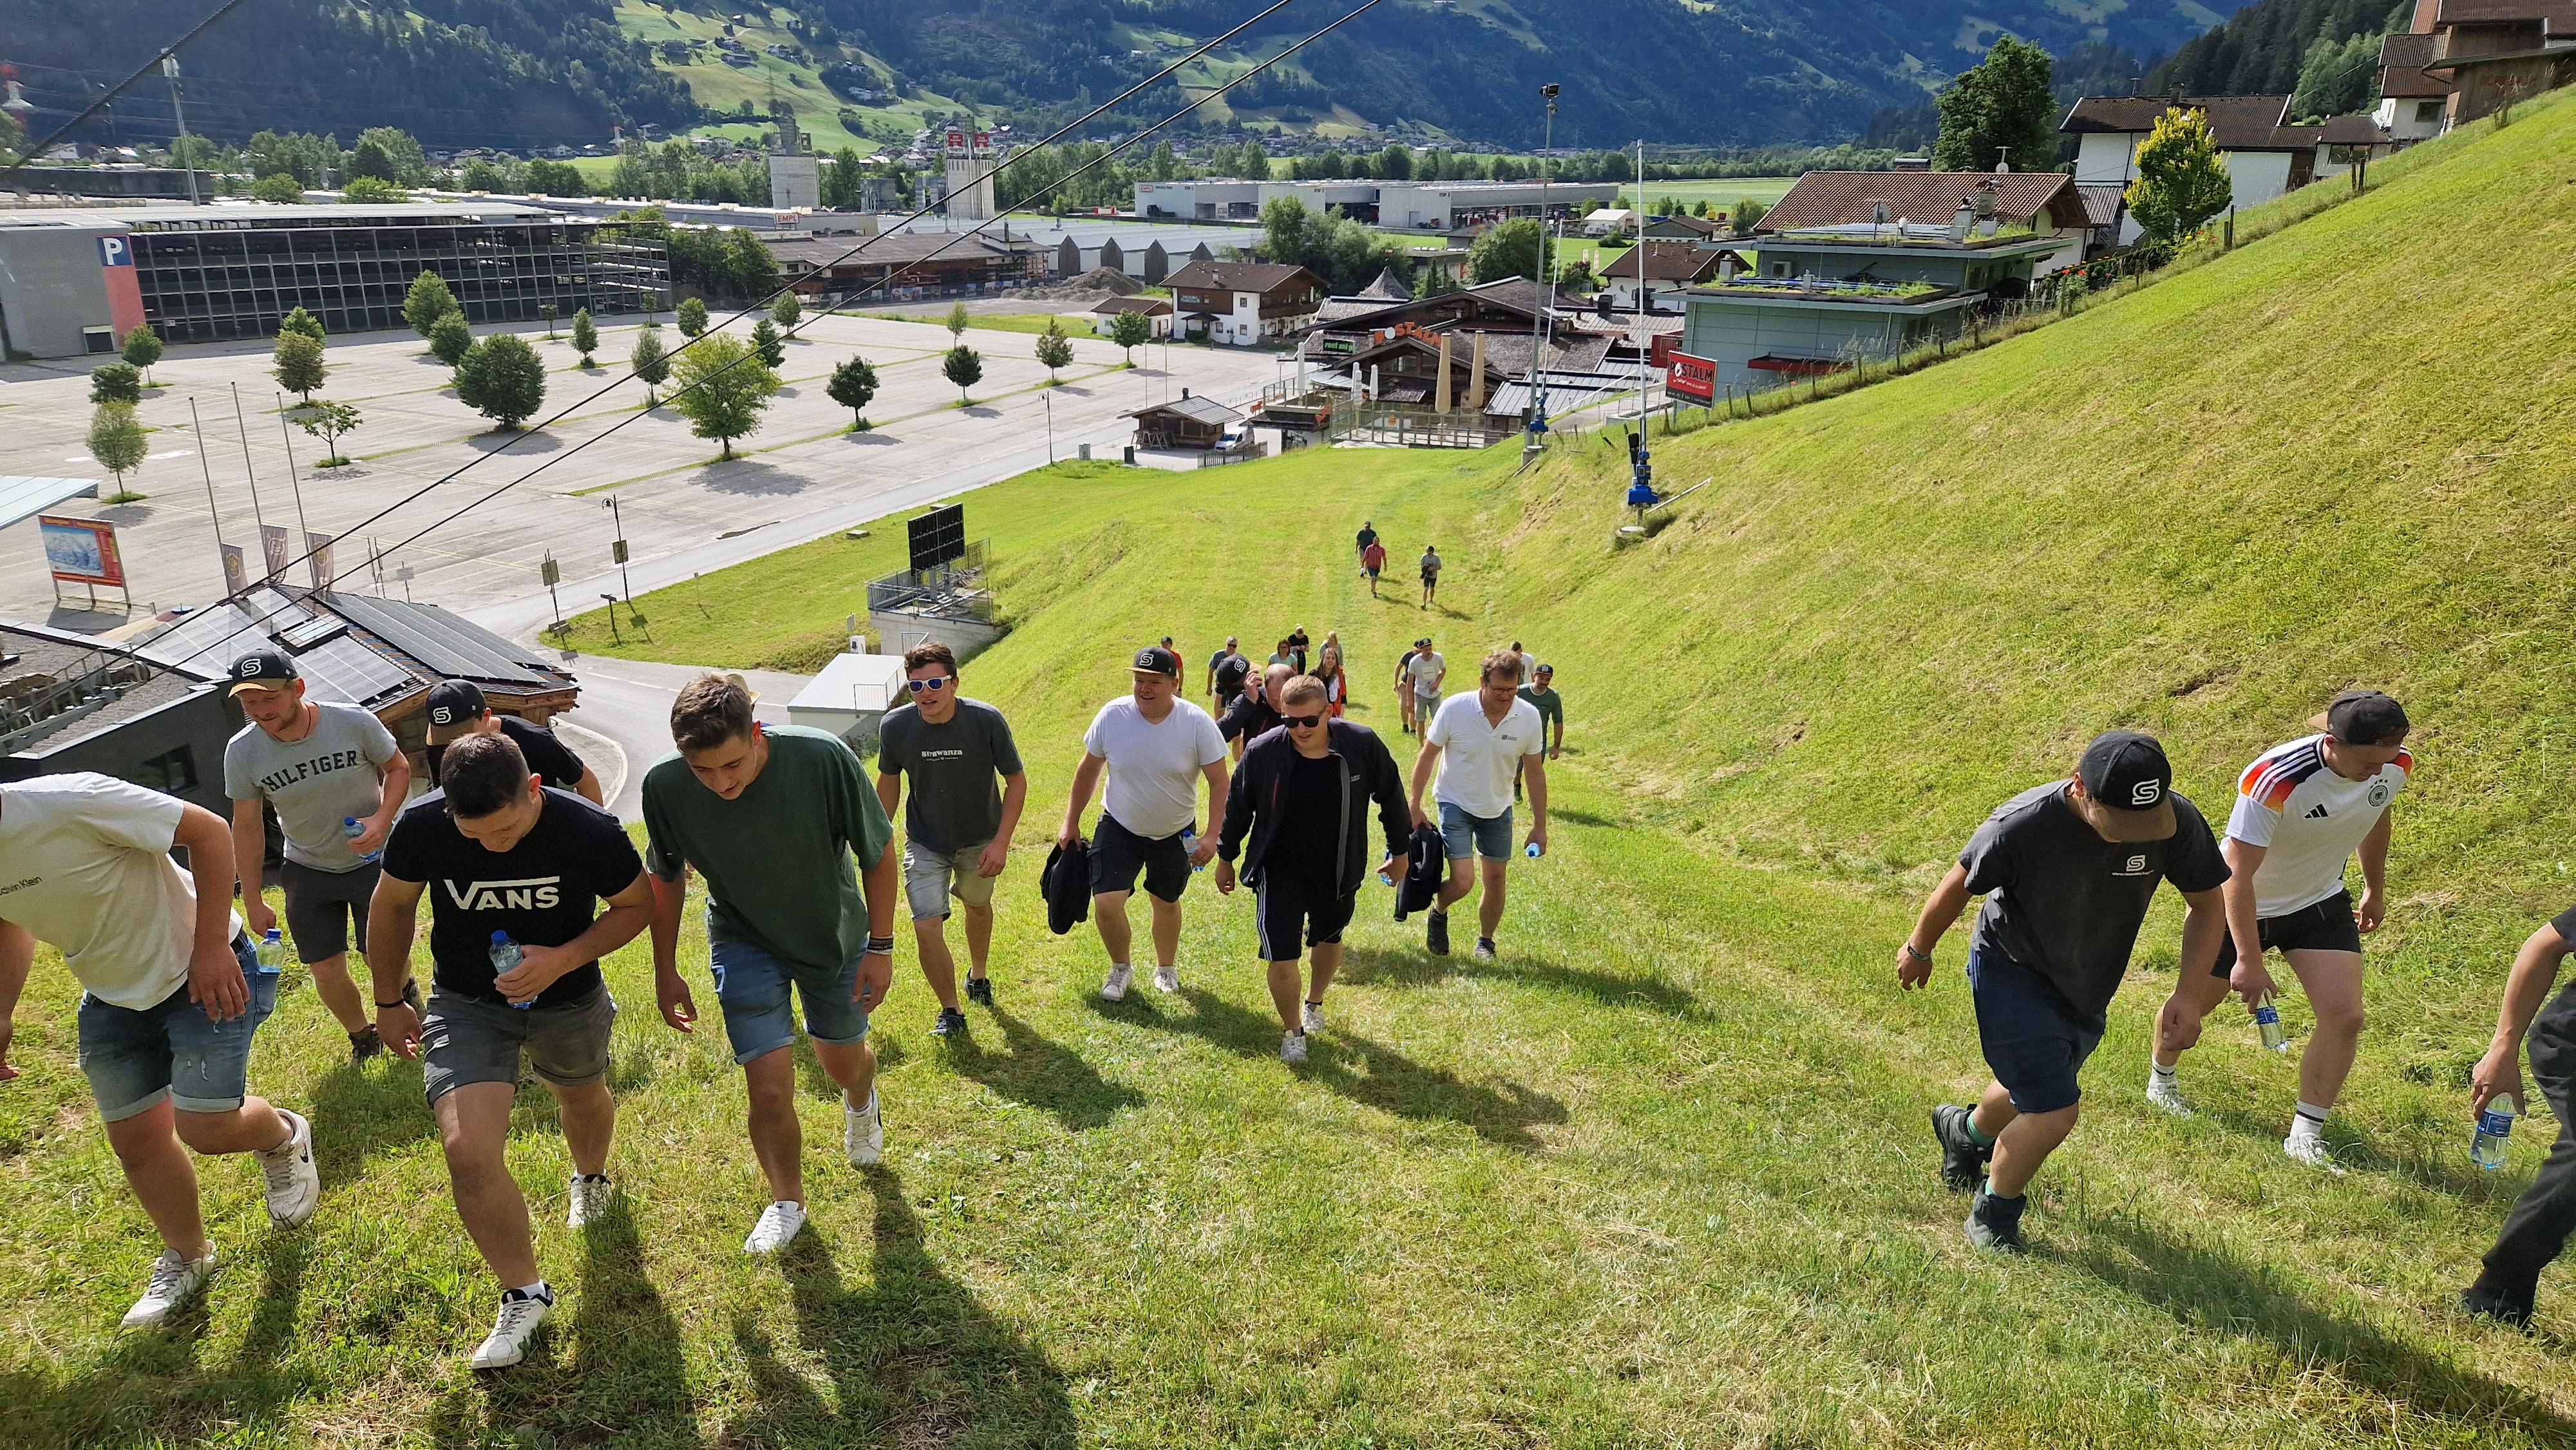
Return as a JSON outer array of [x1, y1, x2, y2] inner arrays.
[[2304, 804, 2331, 819]]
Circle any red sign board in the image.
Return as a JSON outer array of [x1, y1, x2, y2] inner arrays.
[[1666, 352, 1716, 404], [39, 514, 125, 587]]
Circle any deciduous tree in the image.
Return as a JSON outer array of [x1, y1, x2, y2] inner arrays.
[[1933, 35, 2059, 173], [770, 292, 801, 327], [667, 333, 779, 458], [631, 330, 670, 406], [571, 307, 599, 366], [88, 402, 147, 495], [677, 296, 709, 337], [288, 399, 363, 464], [252, 172, 303, 203], [404, 270, 460, 338], [945, 300, 969, 340], [1035, 318, 1074, 382], [279, 306, 325, 342], [827, 355, 879, 429], [272, 332, 327, 400], [453, 332, 547, 430], [942, 343, 983, 404], [428, 312, 473, 367], [2125, 106, 2234, 244], [120, 324, 163, 384], [90, 362, 142, 406], [1467, 218, 1544, 284]]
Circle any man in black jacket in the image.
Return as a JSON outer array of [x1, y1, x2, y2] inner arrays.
[[1220, 663, 1292, 764], [1215, 676, 1408, 1064]]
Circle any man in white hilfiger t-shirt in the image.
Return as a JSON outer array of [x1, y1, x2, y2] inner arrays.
[[2149, 690, 2413, 1169], [1059, 646, 1230, 1001]]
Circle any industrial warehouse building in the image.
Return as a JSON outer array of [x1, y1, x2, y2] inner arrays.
[[1133, 178, 1620, 229], [0, 201, 665, 359]]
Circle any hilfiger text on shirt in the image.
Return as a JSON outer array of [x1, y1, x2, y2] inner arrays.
[[258, 749, 372, 794]]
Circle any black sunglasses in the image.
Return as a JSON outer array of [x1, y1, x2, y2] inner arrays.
[[1283, 713, 1324, 729], [905, 675, 954, 693]]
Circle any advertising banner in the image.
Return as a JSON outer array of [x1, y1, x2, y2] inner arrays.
[[305, 531, 337, 591], [39, 514, 124, 586], [261, 523, 291, 582], [221, 542, 249, 597], [1666, 352, 1717, 404]]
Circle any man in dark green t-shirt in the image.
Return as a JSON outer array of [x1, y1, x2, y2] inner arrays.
[[642, 674, 898, 1256], [1515, 663, 1563, 802]]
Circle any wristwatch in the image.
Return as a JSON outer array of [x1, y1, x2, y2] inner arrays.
[[1902, 943, 1933, 965]]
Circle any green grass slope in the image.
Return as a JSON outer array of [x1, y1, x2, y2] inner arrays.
[[6, 93, 2576, 1449]]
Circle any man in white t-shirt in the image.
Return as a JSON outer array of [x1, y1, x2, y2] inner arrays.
[[0, 773, 320, 1332], [2149, 690, 2412, 1169], [1408, 649, 1547, 961], [1406, 637, 1446, 726], [1059, 645, 1231, 999]]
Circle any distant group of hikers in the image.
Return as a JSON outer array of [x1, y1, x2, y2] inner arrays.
[[11, 554, 2575, 1372]]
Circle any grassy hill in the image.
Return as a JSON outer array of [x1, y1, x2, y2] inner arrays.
[[6, 89, 2576, 1448]]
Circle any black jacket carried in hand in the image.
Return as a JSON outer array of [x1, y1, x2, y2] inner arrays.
[[1041, 837, 1092, 934], [1217, 720, 1408, 897], [1395, 821, 1445, 919]]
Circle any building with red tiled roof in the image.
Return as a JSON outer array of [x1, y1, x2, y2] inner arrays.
[[2376, 0, 2576, 137], [2063, 95, 2397, 245]]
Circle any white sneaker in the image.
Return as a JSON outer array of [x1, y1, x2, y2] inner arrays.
[[744, 1200, 807, 1254], [121, 1245, 216, 1330], [2146, 1075, 2193, 1116], [1153, 963, 1180, 993], [845, 1091, 883, 1168], [1280, 1031, 1308, 1065], [1100, 964, 1133, 1002], [469, 1288, 553, 1370], [2284, 1133, 2346, 1174], [567, 1174, 615, 1228], [256, 1109, 320, 1228], [1301, 1001, 1325, 1035]]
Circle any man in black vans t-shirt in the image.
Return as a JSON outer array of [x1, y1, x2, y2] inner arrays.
[[365, 732, 652, 1371]]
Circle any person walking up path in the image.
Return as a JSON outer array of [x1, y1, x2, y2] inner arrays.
[[2148, 691, 2412, 1172], [1408, 651, 1548, 962], [875, 643, 1028, 1039], [367, 733, 653, 1368], [1405, 638, 1446, 735], [1216, 675, 1408, 1062], [1208, 637, 1249, 713], [2463, 902, 2576, 1326], [641, 674, 901, 1256], [1222, 663, 1292, 762], [1899, 730, 2229, 1254], [0, 772, 318, 1332], [1059, 646, 1229, 1001], [1419, 545, 1444, 610], [223, 650, 417, 1064], [1515, 663, 1563, 802], [423, 680, 603, 807], [1362, 539, 1387, 598], [1355, 520, 1378, 576]]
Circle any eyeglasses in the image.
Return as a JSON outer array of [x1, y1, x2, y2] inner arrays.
[[904, 676, 954, 693], [1283, 713, 1323, 729]]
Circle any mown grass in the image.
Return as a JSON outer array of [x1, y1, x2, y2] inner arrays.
[[7, 90, 2576, 1449]]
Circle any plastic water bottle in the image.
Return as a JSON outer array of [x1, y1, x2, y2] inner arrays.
[[254, 928, 287, 976], [343, 815, 380, 865], [2253, 990, 2289, 1051], [489, 930, 534, 1009], [1525, 842, 1543, 858], [2474, 1093, 2519, 1170], [1180, 825, 1205, 872]]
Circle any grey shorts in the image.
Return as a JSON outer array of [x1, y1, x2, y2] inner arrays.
[[281, 858, 377, 964], [903, 839, 999, 921], [419, 986, 615, 1107]]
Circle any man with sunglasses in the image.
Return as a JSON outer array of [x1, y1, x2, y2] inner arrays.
[[876, 643, 1027, 1039], [1060, 645, 1230, 1001], [1215, 676, 1407, 1063]]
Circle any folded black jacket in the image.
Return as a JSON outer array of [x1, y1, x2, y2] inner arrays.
[[1395, 821, 1445, 919], [1217, 719, 1408, 896], [1040, 837, 1091, 934]]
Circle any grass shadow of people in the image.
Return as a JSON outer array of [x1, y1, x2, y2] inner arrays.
[[2188, 1096, 2524, 1205], [943, 1003, 1144, 1131], [723, 1166, 1076, 1447], [1333, 943, 1705, 1021], [2063, 1213, 2576, 1437], [307, 1056, 437, 1189]]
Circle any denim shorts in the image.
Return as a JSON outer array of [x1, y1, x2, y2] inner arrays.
[[1967, 949, 2105, 1116], [420, 985, 616, 1106], [1438, 800, 1515, 861], [708, 932, 870, 1065], [77, 934, 276, 1121], [903, 839, 999, 921]]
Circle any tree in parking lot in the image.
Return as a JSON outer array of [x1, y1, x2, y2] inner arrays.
[[427, 311, 473, 367], [826, 355, 879, 429], [287, 399, 363, 465], [120, 324, 163, 384], [945, 300, 969, 340], [2125, 106, 2233, 245], [770, 291, 801, 327], [750, 318, 787, 369], [571, 307, 599, 366], [677, 296, 709, 337], [404, 269, 460, 338], [667, 333, 779, 459], [90, 362, 143, 405], [279, 306, 326, 342], [1108, 306, 1152, 363], [453, 332, 547, 430], [631, 329, 670, 406], [942, 343, 983, 404], [272, 332, 327, 400], [88, 402, 147, 497], [1035, 318, 1074, 382]]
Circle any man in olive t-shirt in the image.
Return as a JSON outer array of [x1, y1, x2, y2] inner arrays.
[[641, 674, 898, 1256]]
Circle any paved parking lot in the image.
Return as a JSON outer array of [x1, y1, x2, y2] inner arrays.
[[0, 308, 1282, 631]]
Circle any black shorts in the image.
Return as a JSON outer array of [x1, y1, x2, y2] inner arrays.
[[2211, 888, 2364, 976], [1090, 814, 1190, 903], [1967, 948, 2102, 1116], [1255, 872, 1356, 959], [281, 858, 378, 964]]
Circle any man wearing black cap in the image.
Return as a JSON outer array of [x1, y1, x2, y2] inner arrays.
[[422, 681, 603, 807], [1057, 645, 1229, 1001], [222, 650, 416, 1063], [2146, 691, 2411, 1169], [1897, 730, 2230, 1251]]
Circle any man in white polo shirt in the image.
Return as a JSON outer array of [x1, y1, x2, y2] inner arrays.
[[1408, 649, 1548, 961], [1059, 645, 1231, 999]]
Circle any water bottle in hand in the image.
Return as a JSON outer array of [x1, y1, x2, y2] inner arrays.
[[2252, 990, 2289, 1051], [1180, 825, 1206, 872], [254, 928, 287, 976], [1525, 842, 1543, 858], [489, 930, 534, 1009], [2474, 1093, 2519, 1170], [343, 815, 381, 865]]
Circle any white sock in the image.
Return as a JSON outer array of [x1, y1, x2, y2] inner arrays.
[[2289, 1101, 2329, 1141], [510, 1280, 552, 1303], [2150, 1061, 2178, 1085]]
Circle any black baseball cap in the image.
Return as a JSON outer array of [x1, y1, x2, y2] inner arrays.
[[2074, 729, 2178, 843], [2323, 690, 2409, 746], [423, 680, 489, 744], [225, 650, 299, 695], [1131, 645, 1182, 678], [1414, 636, 1431, 647]]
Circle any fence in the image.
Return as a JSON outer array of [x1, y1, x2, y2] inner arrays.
[[1325, 400, 1514, 449], [866, 539, 997, 621]]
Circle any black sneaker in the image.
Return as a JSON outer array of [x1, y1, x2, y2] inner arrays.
[[965, 975, 994, 1008], [1931, 1104, 1993, 1192], [1426, 909, 1451, 957], [931, 1008, 969, 1037], [1964, 1190, 2027, 1253], [349, 1024, 384, 1065], [2463, 1276, 2535, 1329]]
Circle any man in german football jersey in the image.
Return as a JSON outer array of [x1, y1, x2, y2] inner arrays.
[[2148, 691, 2412, 1171]]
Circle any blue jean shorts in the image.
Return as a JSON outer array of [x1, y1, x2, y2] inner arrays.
[[1967, 948, 2105, 1116], [77, 934, 276, 1122], [708, 932, 870, 1066], [1438, 800, 1515, 861]]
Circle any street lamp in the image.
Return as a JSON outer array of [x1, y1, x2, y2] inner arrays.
[[1527, 84, 1560, 449]]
